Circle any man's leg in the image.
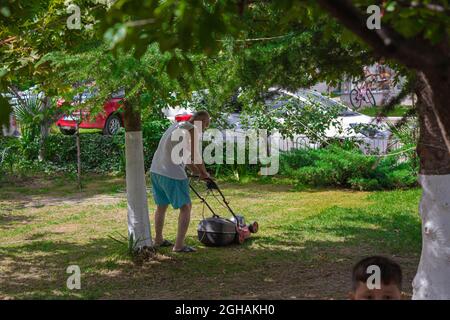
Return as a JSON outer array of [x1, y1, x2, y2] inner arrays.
[[173, 203, 192, 251], [154, 204, 169, 246]]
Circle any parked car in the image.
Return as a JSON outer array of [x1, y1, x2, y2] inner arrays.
[[163, 88, 392, 153], [56, 90, 125, 135], [263, 88, 391, 153], [164, 88, 389, 137], [265, 88, 390, 138]]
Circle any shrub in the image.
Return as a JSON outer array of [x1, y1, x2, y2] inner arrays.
[[43, 118, 170, 174], [0, 137, 48, 179], [0, 117, 171, 177], [205, 142, 263, 182], [279, 144, 418, 190], [44, 133, 124, 173], [0, 137, 20, 176]]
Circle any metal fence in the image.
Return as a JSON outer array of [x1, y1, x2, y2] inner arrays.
[[277, 135, 402, 155]]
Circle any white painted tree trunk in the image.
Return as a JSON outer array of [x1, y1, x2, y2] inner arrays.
[[413, 174, 450, 299], [125, 131, 152, 249]]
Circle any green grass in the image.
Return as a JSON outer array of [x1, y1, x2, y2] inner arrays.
[[0, 174, 422, 299], [359, 105, 411, 117]]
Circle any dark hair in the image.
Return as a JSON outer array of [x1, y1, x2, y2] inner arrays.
[[352, 256, 402, 290], [191, 110, 210, 121]]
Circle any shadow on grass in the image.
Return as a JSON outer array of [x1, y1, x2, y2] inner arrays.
[[0, 174, 127, 207], [0, 212, 36, 228], [0, 195, 421, 299]]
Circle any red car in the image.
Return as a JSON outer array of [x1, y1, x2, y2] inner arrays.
[[56, 92, 124, 135]]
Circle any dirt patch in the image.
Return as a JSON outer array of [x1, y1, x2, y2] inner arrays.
[[1, 194, 126, 211], [98, 247, 419, 300]]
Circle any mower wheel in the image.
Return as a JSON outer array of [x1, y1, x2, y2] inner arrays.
[[249, 221, 259, 233]]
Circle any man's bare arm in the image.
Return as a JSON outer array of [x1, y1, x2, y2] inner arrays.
[[189, 128, 210, 179]]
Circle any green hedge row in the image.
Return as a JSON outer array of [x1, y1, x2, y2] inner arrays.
[[0, 118, 170, 175], [279, 144, 418, 190], [44, 119, 170, 173], [44, 134, 124, 173]]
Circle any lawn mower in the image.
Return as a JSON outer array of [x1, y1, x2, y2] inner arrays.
[[190, 178, 259, 246]]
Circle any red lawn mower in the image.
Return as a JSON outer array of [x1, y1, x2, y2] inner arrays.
[[190, 178, 259, 246]]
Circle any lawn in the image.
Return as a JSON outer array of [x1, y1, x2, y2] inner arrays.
[[359, 105, 412, 117], [0, 174, 422, 299]]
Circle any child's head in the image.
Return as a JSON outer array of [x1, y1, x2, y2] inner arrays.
[[350, 256, 402, 300]]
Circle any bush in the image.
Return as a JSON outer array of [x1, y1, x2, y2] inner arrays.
[[279, 144, 418, 190], [0, 137, 50, 179], [0, 117, 171, 176], [44, 118, 170, 174], [44, 133, 124, 173], [0, 137, 20, 176], [205, 142, 263, 182]]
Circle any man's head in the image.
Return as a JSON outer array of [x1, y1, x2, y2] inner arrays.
[[189, 110, 210, 130], [350, 256, 402, 300]]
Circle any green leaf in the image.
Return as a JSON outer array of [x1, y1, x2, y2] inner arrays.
[[385, 1, 396, 12]]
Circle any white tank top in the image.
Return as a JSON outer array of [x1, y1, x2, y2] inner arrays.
[[150, 121, 197, 180]]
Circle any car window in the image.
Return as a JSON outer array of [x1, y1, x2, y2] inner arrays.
[[264, 92, 303, 113], [111, 89, 125, 98], [296, 89, 356, 117]]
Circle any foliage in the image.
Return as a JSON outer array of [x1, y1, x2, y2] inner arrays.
[[205, 142, 261, 182], [360, 105, 412, 117], [0, 136, 67, 178], [44, 119, 169, 174], [0, 96, 12, 128], [101, 0, 447, 83], [7, 88, 61, 158], [0, 136, 20, 177], [44, 133, 123, 173], [0, 0, 107, 83], [0, 1, 109, 125], [238, 89, 344, 141], [280, 143, 418, 190], [102, 1, 449, 59], [0, 115, 170, 176]]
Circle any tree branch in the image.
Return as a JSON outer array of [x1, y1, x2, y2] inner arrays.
[[315, 0, 443, 71]]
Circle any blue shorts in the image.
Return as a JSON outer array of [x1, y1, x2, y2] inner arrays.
[[150, 172, 191, 209]]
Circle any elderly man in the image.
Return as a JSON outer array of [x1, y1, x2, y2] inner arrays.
[[150, 110, 211, 253]]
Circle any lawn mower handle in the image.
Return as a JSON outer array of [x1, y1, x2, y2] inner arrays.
[[189, 183, 220, 218], [203, 178, 239, 220], [188, 175, 239, 221]]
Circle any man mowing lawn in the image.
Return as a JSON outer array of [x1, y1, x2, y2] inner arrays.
[[150, 110, 212, 253]]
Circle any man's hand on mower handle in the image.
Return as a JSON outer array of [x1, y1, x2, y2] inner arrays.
[[204, 177, 219, 190]]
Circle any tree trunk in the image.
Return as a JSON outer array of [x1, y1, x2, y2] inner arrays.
[[412, 71, 450, 299], [124, 101, 152, 249]]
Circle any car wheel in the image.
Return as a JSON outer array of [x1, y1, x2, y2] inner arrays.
[[103, 114, 122, 135], [59, 127, 76, 135]]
